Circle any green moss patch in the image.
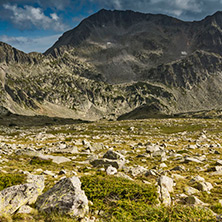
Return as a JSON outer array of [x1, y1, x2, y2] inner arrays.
[[0, 173, 26, 191], [81, 174, 158, 221], [29, 157, 52, 166]]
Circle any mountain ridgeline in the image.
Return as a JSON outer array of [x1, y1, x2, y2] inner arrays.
[[1, 9, 222, 121]]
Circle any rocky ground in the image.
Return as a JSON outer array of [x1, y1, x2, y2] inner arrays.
[[0, 118, 222, 221]]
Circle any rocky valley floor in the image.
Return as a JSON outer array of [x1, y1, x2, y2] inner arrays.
[[1, 118, 222, 221]]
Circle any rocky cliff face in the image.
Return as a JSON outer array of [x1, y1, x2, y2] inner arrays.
[[1, 10, 222, 120]]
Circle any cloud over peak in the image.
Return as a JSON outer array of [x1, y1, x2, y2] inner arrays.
[[92, 0, 222, 20], [3, 4, 68, 31]]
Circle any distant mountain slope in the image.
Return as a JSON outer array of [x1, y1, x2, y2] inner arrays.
[[45, 9, 222, 84], [1, 10, 222, 120]]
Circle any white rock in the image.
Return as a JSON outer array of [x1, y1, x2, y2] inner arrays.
[[196, 181, 213, 193], [17, 205, 34, 214], [106, 166, 117, 175], [158, 176, 174, 192], [190, 175, 205, 183]]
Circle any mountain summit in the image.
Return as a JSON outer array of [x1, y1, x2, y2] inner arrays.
[[1, 9, 222, 120]]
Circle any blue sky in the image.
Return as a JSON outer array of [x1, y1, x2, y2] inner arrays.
[[0, 0, 222, 53]]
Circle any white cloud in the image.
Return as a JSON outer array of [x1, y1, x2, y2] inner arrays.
[[3, 4, 67, 31], [0, 34, 61, 53], [50, 13, 59, 21], [91, 0, 221, 20]]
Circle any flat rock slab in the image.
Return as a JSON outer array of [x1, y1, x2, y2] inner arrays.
[[184, 157, 203, 164], [15, 148, 71, 164]]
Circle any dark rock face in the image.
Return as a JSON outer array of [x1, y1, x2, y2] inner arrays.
[[2, 10, 222, 120], [0, 42, 42, 64]]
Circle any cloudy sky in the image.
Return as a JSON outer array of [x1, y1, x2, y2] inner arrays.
[[0, 0, 221, 53]]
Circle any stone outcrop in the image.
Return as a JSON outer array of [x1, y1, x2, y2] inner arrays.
[[0, 174, 44, 215]]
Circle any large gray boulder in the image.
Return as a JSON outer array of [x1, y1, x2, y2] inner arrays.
[[0, 174, 44, 215], [36, 176, 89, 218]]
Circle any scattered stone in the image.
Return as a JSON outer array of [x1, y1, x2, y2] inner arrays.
[[90, 158, 125, 169], [16, 148, 71, 164], [36, 176, 89, 218], [187, 145, 197, 149], [172, 174, 186, 180], [158, 185, 171, 206], [106, 166, 117, 175], [207, 166, 222, 172], [196, 181, 213, 193], [126, 165, 148, 177], [42, 170, 56, 177], [145, 169, 158, 176], [103, 150, 125, 161], [58, 169, 67, 175], [159, 163, 167, 168], [184, 195, 207, 206], [146, 145, 161, 153], [184, 157, 203, 164], [184, 186, 199, 195], [171, 165, 185, 171], [190, 176, 205, 183], [17, 205, 34, 214], [216, 160, 222, 166]]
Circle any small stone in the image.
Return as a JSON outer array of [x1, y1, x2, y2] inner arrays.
[[103, 150, 125, 161], [184, 157, 202, 164], [216, 160, 222, 165], [184, 186, 199, 195], [90, 158, 125, 169], [17, 205, 34, 214], [159, 163, 167, 168], [58, 170, 67, 175], [42, 170, 55, 177], [106, 166, 117, 175], [190, 175, 205, 183], [146, 145, 161, 153], [196, 181, 213, 193], [171, 165, 185, 171], [172, 174, 186, 180], [184, 196, 206, 206]]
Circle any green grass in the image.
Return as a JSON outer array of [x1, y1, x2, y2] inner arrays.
[[29, 157, 53, 166], [0, 173, 26, 191], [81, 174, 157, 221], [80, 174, 216, 221], [159, 124, 205, 134]]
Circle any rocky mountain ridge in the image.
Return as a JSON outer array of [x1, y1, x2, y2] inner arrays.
[[1, 9, 222, 120]]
